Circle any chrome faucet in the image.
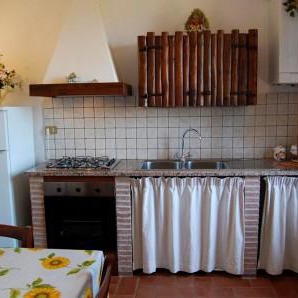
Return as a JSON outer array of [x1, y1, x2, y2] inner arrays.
[[175, 128, 201, 162]]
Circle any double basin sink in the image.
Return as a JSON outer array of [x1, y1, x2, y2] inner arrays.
[[140, 159, 227, 170]]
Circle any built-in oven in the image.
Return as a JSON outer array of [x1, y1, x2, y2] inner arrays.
[[44, 178, 117, 252]]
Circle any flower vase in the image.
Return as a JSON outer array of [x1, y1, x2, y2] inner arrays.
[[0, 89, 9, 105]]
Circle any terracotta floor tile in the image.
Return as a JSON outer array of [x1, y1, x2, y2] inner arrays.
[[173, 276, 203, 287], [135, 285, 156, 298], [155, 285, 181, 296], [116, 277, 139, 295], [111, 276, 121, 284], [108, 271, 298, 298], [108, 283, 119, 295], [271, 277, 298, 286], [192, 276, 213, 287], [155, 295, 206, 298], [110, 296, 135, 298], [207, 287, 235, 297], [177, 286, 208, 297], [273, 291, 298, 298], [271, 278, 298, 298], [249, 278, 274, 287], [139, 276, 176, 286], [233, 287, 277, 297], [211, 276, 251, 287], [138, 276, 156, 287], [272, 288, 298, 298]]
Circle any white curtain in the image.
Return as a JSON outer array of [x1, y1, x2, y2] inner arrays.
[[131, 176, 245, 274], [258, 176, 298, 275]]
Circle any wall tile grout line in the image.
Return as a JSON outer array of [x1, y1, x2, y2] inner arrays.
[[44, 93, 298, 160]]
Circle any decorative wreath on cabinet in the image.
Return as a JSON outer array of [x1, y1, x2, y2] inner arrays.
[[283, 0, 298, 17], [184, 9, 209, 32]]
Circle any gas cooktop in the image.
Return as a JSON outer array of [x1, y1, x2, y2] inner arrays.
[[46, 156, 117, 169]]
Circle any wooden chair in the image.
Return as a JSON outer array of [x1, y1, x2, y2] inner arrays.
[[0, 224, 34, 248], [98, 254, 114, 298]]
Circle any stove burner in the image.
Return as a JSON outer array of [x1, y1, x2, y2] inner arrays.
[[46, 156, 115, 169]]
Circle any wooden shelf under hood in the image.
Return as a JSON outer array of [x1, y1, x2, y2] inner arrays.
[[29, 82, 132, 97]]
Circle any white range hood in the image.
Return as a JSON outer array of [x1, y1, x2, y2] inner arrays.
[[43, 0, 118, 84]]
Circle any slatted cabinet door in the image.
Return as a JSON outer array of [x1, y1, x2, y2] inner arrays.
[[138, 29, 258, 107]]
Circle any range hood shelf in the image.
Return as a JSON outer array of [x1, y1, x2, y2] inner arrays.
[[29, 82, 132, 97]]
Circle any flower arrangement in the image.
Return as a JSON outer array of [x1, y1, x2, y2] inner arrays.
[[283, 0, 298, 17], [0, 55, 22, 104]]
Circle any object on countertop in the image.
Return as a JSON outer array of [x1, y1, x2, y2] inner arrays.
[[289, 144, 297, 159], [273, 144, 286, 161], [67, 72, 80, 83]]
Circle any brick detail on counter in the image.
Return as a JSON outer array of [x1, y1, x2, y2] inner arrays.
[[115, 177, 133, 275], [29, 176, 47, 248], [244, 176, 260, 275], [27, 174, 265, 276]]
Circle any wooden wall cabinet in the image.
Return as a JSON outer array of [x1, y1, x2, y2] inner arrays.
[[138, 30, 258, 107], [269, 0, 298, 84]]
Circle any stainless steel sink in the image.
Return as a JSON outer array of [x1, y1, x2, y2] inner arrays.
[[184, 160, 227, 169], [140, 159, 227, 170], [140, 160, 182, 170]]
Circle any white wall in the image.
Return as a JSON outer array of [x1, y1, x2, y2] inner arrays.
[[0, 0, 296, 162], [99, 0, 268, 90], [0, 0, 72, 162], [0, 0, 71, 104], [99, 0, 296, 93], [0, 0, 117, 162]]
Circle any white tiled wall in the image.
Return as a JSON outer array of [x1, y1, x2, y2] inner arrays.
[[43, 93, 297, 160]]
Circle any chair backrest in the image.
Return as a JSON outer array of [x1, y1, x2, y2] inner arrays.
[[98, 254, 114, 298], [0, 224, 33, 248]]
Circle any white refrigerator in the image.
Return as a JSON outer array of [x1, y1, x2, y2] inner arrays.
[[0, 107, 35, 246]]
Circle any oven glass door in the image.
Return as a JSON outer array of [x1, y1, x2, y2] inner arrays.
[[45, 196, 117, 251]]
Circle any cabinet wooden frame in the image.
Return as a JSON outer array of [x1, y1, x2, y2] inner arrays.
[[138, 30, 258, 107], [29, 82, 132, 97]]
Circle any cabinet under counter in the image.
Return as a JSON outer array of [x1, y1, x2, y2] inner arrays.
[[26, 160, 298, 275]]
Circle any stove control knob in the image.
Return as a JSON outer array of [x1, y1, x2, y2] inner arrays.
[[56, 187, 62, 193], [75, 187, 81, 193], [95, 188, 101, 193]]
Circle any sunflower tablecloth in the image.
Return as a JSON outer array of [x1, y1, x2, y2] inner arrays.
[[0, 248, 104, 298]]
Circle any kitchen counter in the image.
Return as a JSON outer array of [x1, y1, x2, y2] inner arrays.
[[25, 159, 298, 177], [26, 159, 298, 276]]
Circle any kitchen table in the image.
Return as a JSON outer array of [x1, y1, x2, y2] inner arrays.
[[0, 248, 104, 298]]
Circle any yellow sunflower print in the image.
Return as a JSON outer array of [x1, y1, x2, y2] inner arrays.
[[41, 256, 70, 270], [84, 287, 92, 298], [23, 287, 61, 298], [0, 249, 4, 257]]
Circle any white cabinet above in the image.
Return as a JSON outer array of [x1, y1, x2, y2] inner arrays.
[[269, 0, 298, 84]]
